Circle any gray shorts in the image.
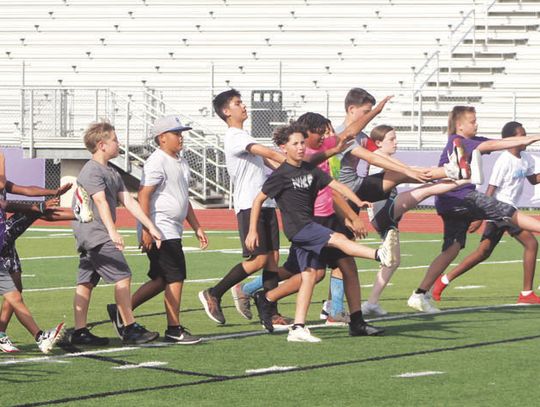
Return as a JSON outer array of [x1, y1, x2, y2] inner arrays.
[[77, 240, 132, 286], [0, 265, 16, 295]]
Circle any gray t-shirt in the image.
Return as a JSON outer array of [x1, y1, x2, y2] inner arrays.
[[72, 160, 126, 251], [335, 123, 369, 192]]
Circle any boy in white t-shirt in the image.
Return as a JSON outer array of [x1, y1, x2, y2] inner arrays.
[[432, 121, 540, 304], [107, 116, 208, 344]]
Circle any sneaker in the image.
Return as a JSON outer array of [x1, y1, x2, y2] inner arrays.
[[470, 148, 484, 185], [0, 334, 20, 353], [377, 228, 399, 268], [517, 292, 540, 304], [231, 283, 252, 320], [361, 301, 388, 317], [122, 323, 159, 345], [287, 326, 321, 343], [319, 299, 331, 320], [73, 184, 93, 223], [198, 289, 225, 324], [349, 321, 385, 336], [444, 138, 471, 180], [164, 326, 202, 345], [106, 303, 124, 338], [70, 328, 109, 346], [253, 291, 274, 333], [271, 314, 294, 331], [432, 275, 448, 301], [325, 311, 351, 326], [407, 291, 440, 314], [36, 322, 65, 354]]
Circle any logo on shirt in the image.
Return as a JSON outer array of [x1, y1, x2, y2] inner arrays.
[[291, 174, 313, 190]]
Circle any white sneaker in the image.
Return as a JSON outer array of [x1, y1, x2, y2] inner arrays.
[[470, 149, 484, 185], [287, 326, 321, 343], [319, 300, 331, 320], [407, 291, 440, 314], [444, 138, 471, 180], [361, 301, 388, 317], [377, 228, 399, 268], [36, 322, 65, 354], [0, 334, 20, 353], [73, 184, 93, 223]]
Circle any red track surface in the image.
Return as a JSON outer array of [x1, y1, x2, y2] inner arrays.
[[35, 208, 445, 233]]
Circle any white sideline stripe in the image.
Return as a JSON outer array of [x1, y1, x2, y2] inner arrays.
[[0, 302, 533, 366], [394, 371, 445, 378], [454, 285, 486, 290], [112, 361, 168, 370], [26, 228, 237, 235], [361, 283, 394, 289], [246, 365, 298, 374]]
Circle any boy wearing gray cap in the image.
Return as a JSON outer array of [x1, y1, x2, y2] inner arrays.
[[108, 116, 207, 344]]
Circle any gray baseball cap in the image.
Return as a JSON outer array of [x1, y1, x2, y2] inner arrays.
[[151, 115, 192, 140]]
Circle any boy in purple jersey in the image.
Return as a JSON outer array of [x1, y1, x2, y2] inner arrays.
[[408, 106, 540, 313]]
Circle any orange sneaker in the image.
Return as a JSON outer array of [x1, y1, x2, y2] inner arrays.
[[517, 292, 540, 304], [432, 275, 448, 302]]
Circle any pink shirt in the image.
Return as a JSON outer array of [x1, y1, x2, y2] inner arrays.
[[305, 136, 337, 217]]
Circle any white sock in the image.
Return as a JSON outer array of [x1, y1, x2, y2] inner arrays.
[[521, 290, 533, 296], [441, 275, 449, 285]]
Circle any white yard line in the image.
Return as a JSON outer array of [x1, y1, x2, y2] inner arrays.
[[394, 371, 445, 378]]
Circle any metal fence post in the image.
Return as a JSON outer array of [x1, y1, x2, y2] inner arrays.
[[203, 146, 208, 201], [417, 92, 423, 148], [20, 88, 25, 141], [29, 89, 34, 158], [125, 97, 131, 172]]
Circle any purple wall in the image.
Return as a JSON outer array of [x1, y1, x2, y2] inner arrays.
[[394, 150, 540, 208], [3, 148, 46, 201]]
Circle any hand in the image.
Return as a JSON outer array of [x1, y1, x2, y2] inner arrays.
[[196, 227, 209, 250], [373, 95, 394, 114], [110, 230, 125, 251], [245, 231, 259, 252], [468, 220, 483, 233], [148, 226, 162, 249], [335, 136, 354, 154], [55, 183, 73, 197], [139, 229, 154, 253], [44, 197, 60, 210], [345, 217, 368, 239], [356, 200, 372, 209], [405, 168, 431, 184]]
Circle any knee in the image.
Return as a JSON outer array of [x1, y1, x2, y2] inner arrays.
[[477, 247, 493, 261], [315, 269, 326, 283]]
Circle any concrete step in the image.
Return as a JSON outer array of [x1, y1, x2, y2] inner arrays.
[[463, 38, 528, 45], [427, 81, 493, 88], [394, 125, 447, 133], [415, 95, 482, 103], [488, 11, 540, 17], [402, 111, 452, 117], [439, 67, 505, 73], [452, 52, 517, 59], [474, 24, 539, 31]]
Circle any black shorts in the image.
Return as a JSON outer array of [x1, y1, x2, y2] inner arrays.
[[237, 208, 280, 258], [480, 220, 522, 252], [440, 190, 517, 251], [147, 239, 187, 283], [368, 189, 400, 237], [357, 172, 392, 203], [1, 212, 40, 275]]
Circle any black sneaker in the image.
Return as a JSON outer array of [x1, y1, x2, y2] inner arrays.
[[164, 326, 202, 345], [70, 328, 110, 346], [122, 323, 159, 345], [106, 303, 124, 338], [253, 291, 274, 333], [349, 322, 385, 337]]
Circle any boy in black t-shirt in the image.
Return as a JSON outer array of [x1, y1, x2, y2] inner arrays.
[[246, 124, 397, 342]]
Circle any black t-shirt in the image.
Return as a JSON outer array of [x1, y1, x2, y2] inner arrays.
[[262, 161, 333, 240]]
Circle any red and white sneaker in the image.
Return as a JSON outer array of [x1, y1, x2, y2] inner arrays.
[[444, 138, 471, 180], [432, 275, 449, 302], [0, 334, 20, 353], [517, 292, 540, 304]]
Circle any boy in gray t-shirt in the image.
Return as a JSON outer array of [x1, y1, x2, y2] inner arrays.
[[70, 121, 162, 346]]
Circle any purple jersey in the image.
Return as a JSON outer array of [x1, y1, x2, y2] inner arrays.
[[435, 134, 490, 214]]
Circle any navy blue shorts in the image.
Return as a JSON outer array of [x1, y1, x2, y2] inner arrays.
[[288, 222, 333, 272]]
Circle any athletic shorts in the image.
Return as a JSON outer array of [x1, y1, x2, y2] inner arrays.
[[77, 240, 132, 286], [480, 220, 522, 252], [440, 190, 517, 251], [0, 264, 16, 295], [1, 212, 40, 275], [146, 239, 187, 283], [367, 189, 400, 237], [237, 208, 280, 258], [357, 172, 392, 203], [287, 222, 333, 272]]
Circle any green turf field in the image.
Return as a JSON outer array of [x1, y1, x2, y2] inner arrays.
[[3, 227, 540, 406]]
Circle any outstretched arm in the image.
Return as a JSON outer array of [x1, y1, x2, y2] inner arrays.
[[477, 135, 540, 154], [527, 173, 540, 185], [6, 181, 72, 197], [247, 144, 286, 167], [328, 180, 371, 212], [245, 191, 268, 252]]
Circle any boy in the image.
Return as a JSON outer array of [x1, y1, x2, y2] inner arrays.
[[432, 121, 540, 304], [246, 123, 398, 342], [71, 121, 162, 346], [107, 116, 208, 345], [409, 107, 540, 313]]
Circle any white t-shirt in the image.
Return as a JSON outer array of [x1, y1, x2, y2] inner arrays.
[[224, 127, 276, 214], [138, 148, 190, 240], [489, 150, 535, 207]]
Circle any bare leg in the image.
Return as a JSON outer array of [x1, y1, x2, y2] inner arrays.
[[514, 231, 538, 291], [327, 233, 377, 260], [164, 282, 183, 326], [73, 283, 93, 330], [446, 239, 493, 282], [4, 290, 40, 337], [266, 269, 325, 302], [132, 278, 166, 310], [293, 268, 320, 325], [418, 241, 462, 291], [115, 277, 135, 326], [336, 257, 362, 313], [368, 263, 400, 305], [511, 211, 540, 233], [0, 272, 22, 332]]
